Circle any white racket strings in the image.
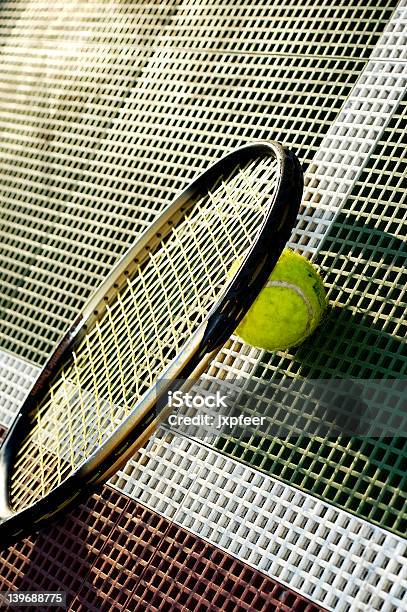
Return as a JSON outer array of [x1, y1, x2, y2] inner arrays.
[[10, 156, 279, 511]]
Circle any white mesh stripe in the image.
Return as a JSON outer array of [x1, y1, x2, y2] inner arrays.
[[289, 2, 407, 259], [111, 431, 407, 612], [195, 3, 407, 403], [0, 349, 39, 429]]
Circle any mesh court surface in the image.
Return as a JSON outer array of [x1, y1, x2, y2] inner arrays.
[[0, 1, 406, 611]]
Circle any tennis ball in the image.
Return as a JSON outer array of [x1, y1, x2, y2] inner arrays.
[[233, 249, 327, 351]]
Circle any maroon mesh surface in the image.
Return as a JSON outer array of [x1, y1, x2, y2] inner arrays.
[[70, 497, 171, 611], [0, 470, 326, 612], [68, 498, 324, 612], [128, 522, 324, 612], [0, 485, 126, 609]]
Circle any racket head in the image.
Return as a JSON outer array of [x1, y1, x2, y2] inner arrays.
[[0, 141, 303, 545]]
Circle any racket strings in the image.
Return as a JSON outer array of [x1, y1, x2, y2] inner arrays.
[[11, 185, 263, 501], [10, 155, 279, 510]]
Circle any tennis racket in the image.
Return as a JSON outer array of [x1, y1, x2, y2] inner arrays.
[[0, 142, 303, 546]]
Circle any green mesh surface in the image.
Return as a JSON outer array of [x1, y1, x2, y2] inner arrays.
[[0, 0, 398, 363], [214, 96, 407, 537]]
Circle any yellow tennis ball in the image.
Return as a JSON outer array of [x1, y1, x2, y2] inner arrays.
[[233, 249, 327, 351]]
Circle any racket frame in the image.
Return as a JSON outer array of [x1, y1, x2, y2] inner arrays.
[[0, 141, 303, 545]]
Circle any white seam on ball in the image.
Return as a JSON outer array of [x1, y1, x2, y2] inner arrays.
[[265, 280, 314, 331]]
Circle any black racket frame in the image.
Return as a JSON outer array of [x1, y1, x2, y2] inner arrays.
[[0, 142, 303, 547]]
